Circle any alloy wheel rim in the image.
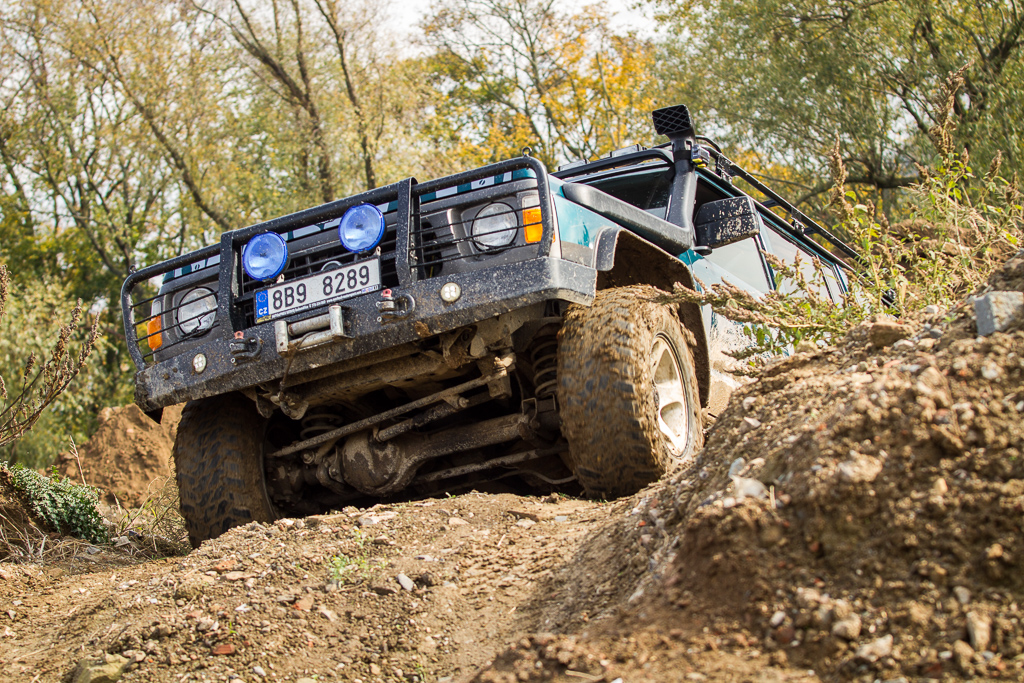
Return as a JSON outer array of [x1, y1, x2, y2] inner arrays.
[[651, 334, 690, 456]]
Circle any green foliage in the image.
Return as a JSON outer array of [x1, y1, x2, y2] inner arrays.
[[328, 528, 384, 584], [1, 462, 107, 544], [0, 265, 100, 463], [664, 139, 1024, 359], [653, 0, 1024, 214]]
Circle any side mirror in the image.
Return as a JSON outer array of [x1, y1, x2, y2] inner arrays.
[[694, 196, 761, 251]]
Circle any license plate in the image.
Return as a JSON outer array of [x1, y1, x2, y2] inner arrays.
[[254, 258, 381, 323]]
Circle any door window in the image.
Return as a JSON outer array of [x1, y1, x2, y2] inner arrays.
[[705, 237, 772, 293], [762, 227, 837, 300]]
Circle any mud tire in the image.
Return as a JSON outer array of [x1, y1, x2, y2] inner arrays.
[[174, 393, 276, 547], [557, 285, 704, 498]]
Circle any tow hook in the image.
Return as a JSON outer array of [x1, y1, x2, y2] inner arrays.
[[376, 289, 416, 323], [229, 332, 263, 364]]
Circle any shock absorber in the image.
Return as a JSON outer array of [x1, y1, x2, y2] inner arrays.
[[529, 335, 559, 398]]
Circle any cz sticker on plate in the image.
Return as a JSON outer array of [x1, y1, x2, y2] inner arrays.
[[255, 258, 381, 323]]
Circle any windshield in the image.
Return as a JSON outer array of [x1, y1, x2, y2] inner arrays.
[[584, 167, 673, 219]]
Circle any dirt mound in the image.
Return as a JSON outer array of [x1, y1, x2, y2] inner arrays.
[[472, 256, 1024, 682], [55, 404, 182, 508], [0, 493, 603, 682]]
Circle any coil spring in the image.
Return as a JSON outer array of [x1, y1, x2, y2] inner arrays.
[[530, 335, 559, 398], [300, 410, 342, 440]]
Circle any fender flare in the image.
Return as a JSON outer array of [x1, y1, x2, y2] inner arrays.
[[593, 229, 710, 408]]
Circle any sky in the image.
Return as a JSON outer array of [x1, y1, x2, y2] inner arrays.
[[383, 0, 658, 40]]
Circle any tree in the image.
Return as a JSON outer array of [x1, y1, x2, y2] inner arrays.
[[652, 0, 1024, 212], [422, 0, 662, 169]]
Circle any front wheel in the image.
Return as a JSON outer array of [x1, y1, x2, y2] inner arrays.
[[174, 393, 277, 547], [557, 285, 704, 498]]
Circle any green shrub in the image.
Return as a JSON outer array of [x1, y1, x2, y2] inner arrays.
[[1, 462, 107, 544], [659, 70, 1023, 360]]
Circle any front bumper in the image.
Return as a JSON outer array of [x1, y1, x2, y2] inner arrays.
[[134, 256, 596, 411]]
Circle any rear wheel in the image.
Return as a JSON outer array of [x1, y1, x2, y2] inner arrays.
[[174, 393, 277, 547], [557, 285, 704, 498]]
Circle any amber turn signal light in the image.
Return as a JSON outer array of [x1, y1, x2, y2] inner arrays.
[[147, 317, 163, 351], [523, 207, 543, 243]]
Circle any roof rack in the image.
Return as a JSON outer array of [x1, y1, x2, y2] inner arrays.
[[700, 146, 860, 263]]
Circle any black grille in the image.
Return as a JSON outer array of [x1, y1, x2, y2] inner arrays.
[[652, 105, 694, 138], [409, 203, 533, 275], [129, 262, 221, 366]]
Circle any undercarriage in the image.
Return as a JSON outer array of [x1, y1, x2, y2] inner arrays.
[[254, 304, 574, 515]]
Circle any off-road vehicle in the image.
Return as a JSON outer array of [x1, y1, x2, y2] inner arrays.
[[121, 105, 856, 546]]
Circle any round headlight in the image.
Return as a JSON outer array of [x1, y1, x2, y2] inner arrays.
[[471, 203, 517, 249], [242, 232, 288, 281], [339, 204, 385, 253], [177, 287, 217, 336]]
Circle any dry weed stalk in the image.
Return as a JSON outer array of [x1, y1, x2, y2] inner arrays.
[[0, 265, 100, 449], [108, 474, 188, 557], [655, 65, 1023, 362]]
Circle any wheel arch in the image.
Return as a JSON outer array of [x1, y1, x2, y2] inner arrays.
[[593, 229, 710, 408]]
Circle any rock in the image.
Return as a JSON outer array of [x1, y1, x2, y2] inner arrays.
[[770, 610, 787, 627], [72, 654, 129, 683], [294, 595, 314, 611], [318, 606, 338, 622], [838, 452, 883, 483], [794, 340, 817, 354], [975, 291, 1024, 336], [742, 396, 757, 411], [739, 417, 762, 434], [223, 571, 247, 581], [855, 634, 893, 662], [372, 584, 398, 596], [774, 625, 796, 645], [196, 617, 218, 632], [795, 588, 822, 609], [369, 663, 382, 676], [396, 574, 415, 591], [925, 304, 940, 315], [952, 640, 975, 671], [831, 613, 862, 640], [418, 635, 438, 654], [212, 558, 237, 573], [515, 518, 536, 529], [966, 611, 991, 651], [953, 586, 971, 605], [732, 475, 768, 500], [297, 678, 318, 683], [448, 517, 469, 526], [211, 643, 236, 656], [253, 666, 267, 677], [932, 478, 948, 495], [868, 321, 910, 347]]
